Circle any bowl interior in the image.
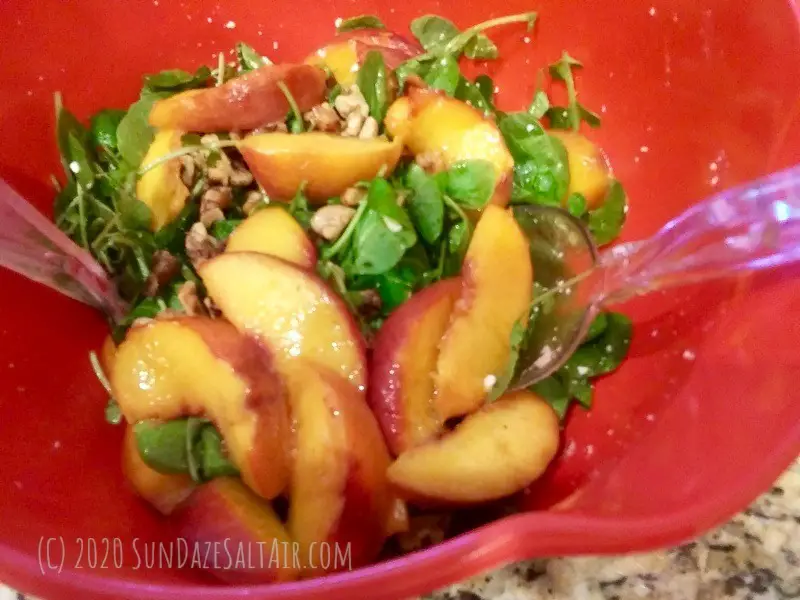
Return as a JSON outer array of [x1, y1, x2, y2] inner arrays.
[[0, 0, 799, 598]]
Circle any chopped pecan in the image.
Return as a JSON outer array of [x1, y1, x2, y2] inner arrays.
[[185, 222, 221, 267], [144, 250, 180, 297], [415, 151, 445, 173], [341, 186, 367, 207], [177, 281, 204, 316], [242, 190, 266, 215], [304, 102, 341, 133], [310, 205, 356, 241], [200, 187, 233, 227]]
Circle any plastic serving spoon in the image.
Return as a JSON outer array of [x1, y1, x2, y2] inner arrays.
[[511, 164, 800, 389], [0, 179, 128, 323]]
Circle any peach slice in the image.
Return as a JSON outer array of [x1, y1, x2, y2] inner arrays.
[[387, 391, 560, 504], [99, 334, 116, 374], [549, 131, 611, 209], [175, 477, 300, 583], [199, 252, 366, 390], [136, 129, 190, 230], [238, 132, 403, 203], [225, 206, 317, 268], [384, 88, 514, 208], [368, 278, 461, 455], [287, 365, 393, 573], [121, 425, 195, 515], [434, 205, 533, 420], [148, 63, 326, 132], [111, 317, 291, 500], [307, 30, 422, 86]]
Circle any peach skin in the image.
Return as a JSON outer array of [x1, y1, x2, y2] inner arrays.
[[238, 132, 403, 203], [387, 391, 560, 505], [286, 364, 394, 574], [549, 131, 612, 209], [121, 425, 195, 515], [199, 252, 367, 391], [368, 278, 462, 456], [175, 477, 300, 584], [111, 317, 291, 500], [434, 205, 533, 421], [225, 206, 317, 268], [136, 129, 190, 230], [384, 88, 514, 208], [307, 29, 422, 86], [148, 63, 326, 132]]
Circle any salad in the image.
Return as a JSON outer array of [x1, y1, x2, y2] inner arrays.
[[54, 11, 631, 580]]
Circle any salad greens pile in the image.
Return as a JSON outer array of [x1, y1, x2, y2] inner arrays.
[[56, 12, 631, 448]]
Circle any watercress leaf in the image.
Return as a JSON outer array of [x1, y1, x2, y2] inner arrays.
[[587, 180, 627, 245], [366, 178, 416, 248], [357, 51, 389, 123], [376, 268, 415, 313], [90, 109, 126, 153], [66, 131, 96, 189], [579, 103, 602, 128], [198, 425, 240, 479], [443, 219, 470, 276], [455, 77, 492, 115], [410, 15, 497, 60], [406, 164, 444, 243], [545, 106, 572, 130], [566, 377, 593, 408], [337, 15, 386, 32], [463, 34, 499, 60], [566, 192, 588, 217], [210, 219, 242, 241], [487, 319, 527, 402], [528, 90, 550, 119], [117, 92, 169, 167], [529, 376, 571, 420], [562, 312, 632, 379], [474, 74, 494, 105], [351, 209, 407, 275], [446, 159, 496, 209], [288, 187, 313, 230], [134, 419, 191, 474], [549, 51, 582, 81], [126, 297, 162, 321], [584, 312, 609, 342], [236, 42, 267, 72], [410, 15, 461, 52], [118, 194, 153, 231], [55, 97, 89, 180], [424, 55, 461, 96], [394, 59, 430, 90], [499, 112, 570, 205], [185, 417, 207, 483], [143, 66, 211, 92], [104, 399, 123, 425]]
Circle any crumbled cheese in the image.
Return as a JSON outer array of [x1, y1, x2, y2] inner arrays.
[[682, 349, 696, 361], [483, 374, 497, 392], [576, 365, 589, 376], [69, 161, 80, 174], [224, 20, 236, 29]]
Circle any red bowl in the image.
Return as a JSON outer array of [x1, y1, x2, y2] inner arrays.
[[1, 0, 799, 598]]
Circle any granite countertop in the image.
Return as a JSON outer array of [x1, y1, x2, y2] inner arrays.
[[2, 462, 797, 600], [429, 461, 800, 600]]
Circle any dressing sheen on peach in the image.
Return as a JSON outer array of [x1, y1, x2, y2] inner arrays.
[[110, 317, 292, 500]]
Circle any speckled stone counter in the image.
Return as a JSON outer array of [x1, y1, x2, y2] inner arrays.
[[2, 463, 797, 600], [428, 462, 799, 600]]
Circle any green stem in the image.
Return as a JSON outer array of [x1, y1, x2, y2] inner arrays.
[[216, 52, 226, 86], [277, 80, 305, 133], [137, 141, 240, 176], [76, 187, 89, 249], [442, 194, 471, 229], [529, 268, 594, 310], [321, 200, 368, 260], [415, 12, 537, 62], [88, 351, 112, 394]]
